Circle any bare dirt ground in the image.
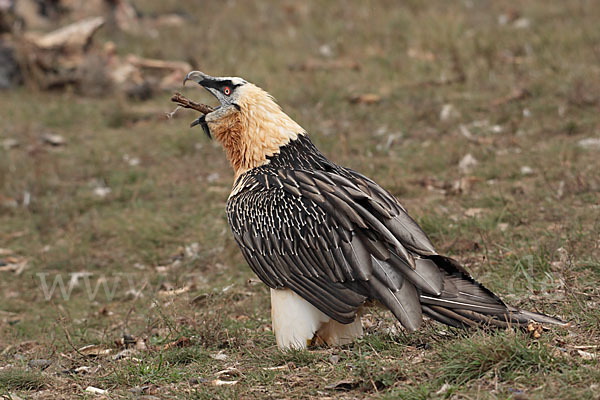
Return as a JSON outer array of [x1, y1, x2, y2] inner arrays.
[[1, 1, 599, 398]]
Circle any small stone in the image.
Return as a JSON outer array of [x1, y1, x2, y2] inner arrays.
[[436, 383, 451, 395], [498, 223, 509, 232], [184, 242, 200, 259], [319, 44, 333, 58], [210, 351, 228, 361], [577, 350, 597, 360], [27, 359, 52, 370], [491, 125, 503, 133], [41, 132, 66, 146], [112, 349, 136, 360], [439, 104, 459, 121], [211, 379, 238, 386], [85, 386, 107, 395], [93, 186, 111, 198], [129, 385, 149, 395], [520, 166, 534, 175], [1, 138, 18, 150], [513, 18, 531, 29], [578, 137, 600, 149], [123, 154, 140, 166], [458, 153, 478, 174]]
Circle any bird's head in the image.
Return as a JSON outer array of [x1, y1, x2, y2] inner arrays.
[[184, 71, 304, 178]]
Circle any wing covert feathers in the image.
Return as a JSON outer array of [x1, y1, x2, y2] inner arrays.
[[227, 135, 564, 334]]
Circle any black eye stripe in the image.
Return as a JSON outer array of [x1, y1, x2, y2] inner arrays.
[[202, 79, 239, 92]]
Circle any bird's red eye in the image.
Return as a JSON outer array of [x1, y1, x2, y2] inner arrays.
[[224, 86, 231, 95]]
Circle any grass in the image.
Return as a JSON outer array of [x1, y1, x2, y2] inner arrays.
[[436, 331, 561, 385], [1, 0, 600, 398], [0, 369, 46, 392]]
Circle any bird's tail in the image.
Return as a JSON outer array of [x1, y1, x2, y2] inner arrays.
[[419, 255, 566, 329]]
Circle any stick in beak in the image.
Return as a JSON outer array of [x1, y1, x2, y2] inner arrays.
[[171, 92, 215, 115]]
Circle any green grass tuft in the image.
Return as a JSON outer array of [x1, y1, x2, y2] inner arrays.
[[0, 369, 46, 391], [436, 330, 562, 385]]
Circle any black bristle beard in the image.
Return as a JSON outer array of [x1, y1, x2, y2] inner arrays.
[[191, 115, 212, 139]]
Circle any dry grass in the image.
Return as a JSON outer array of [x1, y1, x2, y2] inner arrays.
[[1, 0, 600, 398]]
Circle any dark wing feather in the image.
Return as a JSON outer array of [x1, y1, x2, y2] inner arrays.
[[344, 169, 437, 255], [228, 172, 371, 323], [227, 159, 562, 331], [227, 168, 435, 326]]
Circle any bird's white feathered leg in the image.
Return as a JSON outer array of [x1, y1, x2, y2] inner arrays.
[[316, 315, 363, 346], [271, 288, 329, 349], [270, 288, 363, 350]]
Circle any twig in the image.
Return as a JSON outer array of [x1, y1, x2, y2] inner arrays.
[[59, 320, 86, 358], [49, 301, 86, 357], [122, 280, 148, 331], [165, 105, 182, 119], [170, 92, 214, 114]]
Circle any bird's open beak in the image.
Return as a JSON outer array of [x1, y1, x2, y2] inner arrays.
[[183, 71, 221, 137], [184, 70, 226, 107], [183, 70, 213, 87]]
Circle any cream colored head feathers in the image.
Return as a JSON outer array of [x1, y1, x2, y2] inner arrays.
[[184, 71, 305, 178]]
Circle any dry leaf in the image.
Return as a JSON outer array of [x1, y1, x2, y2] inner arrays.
[[464, 208, 484, 218], [115, 334, 137, 348], [158, 286, 190, 298], [0, 258, 28, 274], [215, 367, 241, 379], [407, 48, 435, 61], [348, 93, 381, 105], [451, 176, 480, 194], [491, 87, 530, 107], [527, 322, 543, 339], [135, 337, 147, 351], [78, 344, 112, 357], [160, 336, 191, 351]]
